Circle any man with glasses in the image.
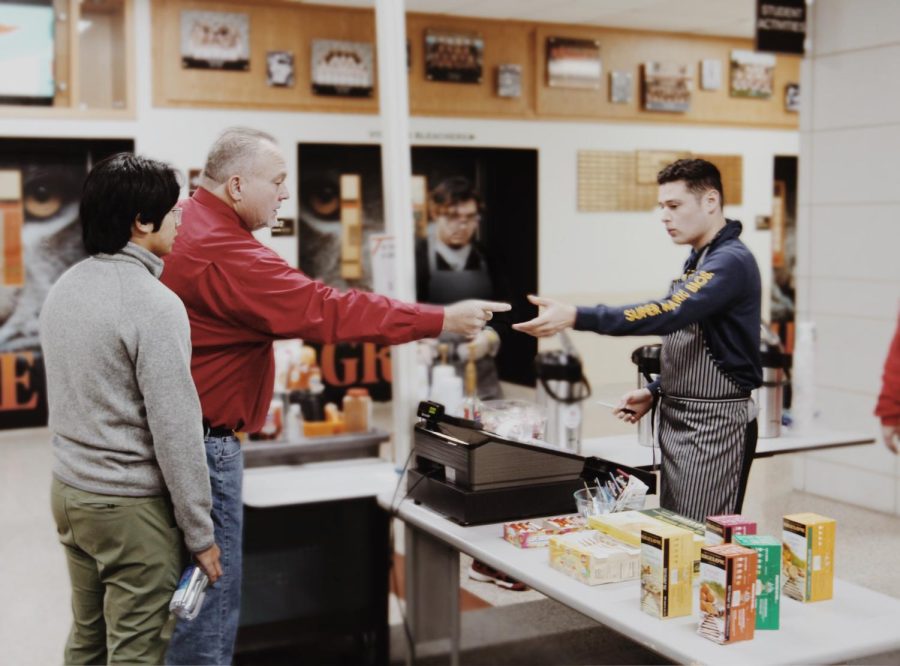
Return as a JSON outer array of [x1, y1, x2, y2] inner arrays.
[[416, 176, 505, 400]]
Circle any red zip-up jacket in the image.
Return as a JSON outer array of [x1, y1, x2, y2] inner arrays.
[[161, 188, 443, 433], [875, 313, 900, 427]]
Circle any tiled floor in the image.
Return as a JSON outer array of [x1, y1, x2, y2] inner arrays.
[[3, 427, 900, 665]]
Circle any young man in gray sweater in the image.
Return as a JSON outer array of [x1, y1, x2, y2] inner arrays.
[[40, 153, 221, 665]]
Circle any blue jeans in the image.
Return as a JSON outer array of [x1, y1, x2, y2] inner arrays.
[[166, 435, 243, 665]]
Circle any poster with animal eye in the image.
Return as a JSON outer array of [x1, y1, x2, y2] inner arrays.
[[0, 137, 134, 429], [730, 49, 775, 99], [424, 29, 483, 83], [547, 37, 602, 89], [311, 40, 374, 97], [642, 62, 692, 112], [180, 10, 250, 71]]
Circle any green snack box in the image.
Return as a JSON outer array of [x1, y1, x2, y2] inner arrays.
[[735, 534, 781, 630]]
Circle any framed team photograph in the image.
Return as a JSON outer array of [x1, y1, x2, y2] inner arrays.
[[311, 40, 374, 97], [180, 10, 250, 71], [610, 70, 633, 104], [424, 29, 483, 84], [266, 51, 294, 87], [546, 37, 602, 89], [642, 62, 692, 112], [730, 49, 776, 99]]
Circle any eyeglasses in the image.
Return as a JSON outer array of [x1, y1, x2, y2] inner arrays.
[[439, 213, 480, 227], [169, 207, 183, 227]]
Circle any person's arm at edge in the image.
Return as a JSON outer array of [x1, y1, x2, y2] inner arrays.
[[875, 312, 900, 453]]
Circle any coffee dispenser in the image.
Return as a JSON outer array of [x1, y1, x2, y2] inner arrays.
[[535, 332, 591, 453], [754, 325, 787, 438], [631, 344, 661, 447]]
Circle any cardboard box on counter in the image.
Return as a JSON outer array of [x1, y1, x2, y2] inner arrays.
[[782, 513, 835, 602], [549, 530, 640, 585], [698, 543, 758, 644], [735, 534, 781, 630], [640, 508, 705, 574], [503, 514, 587, 549], [706, 514, 757, 546], [588, 510, 665, 547], [640, 524, 694, 619]]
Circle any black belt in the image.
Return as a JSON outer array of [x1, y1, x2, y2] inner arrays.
[[203, 420, 235, 438]]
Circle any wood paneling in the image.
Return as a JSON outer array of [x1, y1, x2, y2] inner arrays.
[[578, 150, 745, 212], [535, 25, 800, 129], [153, 0, 379, 113], [406, 14, 535, 119], [151, 0, 800, 130]]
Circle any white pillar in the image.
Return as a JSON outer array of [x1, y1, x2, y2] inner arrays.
[[375, 0, 418, 466]]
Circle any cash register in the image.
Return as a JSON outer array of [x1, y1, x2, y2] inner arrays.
[[407, 402, 657, 525]]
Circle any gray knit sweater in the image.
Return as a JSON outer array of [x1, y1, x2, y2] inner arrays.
[[40, 243, 214, 553]]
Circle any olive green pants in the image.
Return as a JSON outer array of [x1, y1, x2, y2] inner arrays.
[[51, 478, 184, 665]]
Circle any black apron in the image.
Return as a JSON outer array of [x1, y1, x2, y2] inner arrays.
[[427, 240, 501, 399], [657, 251, 757, 523]]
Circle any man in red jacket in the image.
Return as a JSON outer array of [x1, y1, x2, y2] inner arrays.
[[162, 127, 508, 665], [876, 312, 900, 454]]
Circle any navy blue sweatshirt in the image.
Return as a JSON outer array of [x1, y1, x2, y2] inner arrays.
[[574, 220, 762, 391]]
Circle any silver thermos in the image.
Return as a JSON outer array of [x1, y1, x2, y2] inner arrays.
[[754, 326, 786, 438], [535, 332, 591, 453], [631, 344, 661, 447]]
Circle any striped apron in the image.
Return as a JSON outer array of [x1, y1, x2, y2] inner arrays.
[[657, 319, 756, 523]]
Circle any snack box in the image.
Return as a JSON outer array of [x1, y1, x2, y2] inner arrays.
[[698, 543, 758, 644], [706, 514, 757, 546], [588, 510, 667, 547], [640, 508, 705, 574], [640, 524, 694, 619], [503, 514, 587, 549], [548, 530, 641, 585], [503, 520, 551, 549], [735, 534, 781, 629], [782, 513, 835, 602]]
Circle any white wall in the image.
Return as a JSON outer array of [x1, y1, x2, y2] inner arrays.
[[792, 0, 900, 514], [0, 0, 798, 436]]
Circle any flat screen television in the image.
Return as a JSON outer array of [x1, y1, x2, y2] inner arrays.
[[0, 0, 55, 105]]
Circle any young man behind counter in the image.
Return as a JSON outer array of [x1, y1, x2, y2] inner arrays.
[[514, 158, 762, 525], [160, 126, 510, 665]]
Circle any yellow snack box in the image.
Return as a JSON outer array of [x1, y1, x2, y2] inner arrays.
[[588, 510, 667, 547], [548, 530, 640, 585], [782, 512, 835, 602], [640, 524, 694, 619]]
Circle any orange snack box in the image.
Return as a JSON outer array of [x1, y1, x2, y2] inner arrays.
[[698, 543, 758, 644]]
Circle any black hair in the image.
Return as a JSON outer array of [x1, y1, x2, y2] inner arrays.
[[657, 158, 725, 207], [80, 153, 181, 255], [429, 176, 482, 212]]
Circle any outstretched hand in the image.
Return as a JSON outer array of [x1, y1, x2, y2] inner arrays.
[[443, 299, 512, 339], [512, 294, 577, 338]]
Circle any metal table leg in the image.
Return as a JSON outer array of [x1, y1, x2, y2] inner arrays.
[[404, 523, 461, 665]]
